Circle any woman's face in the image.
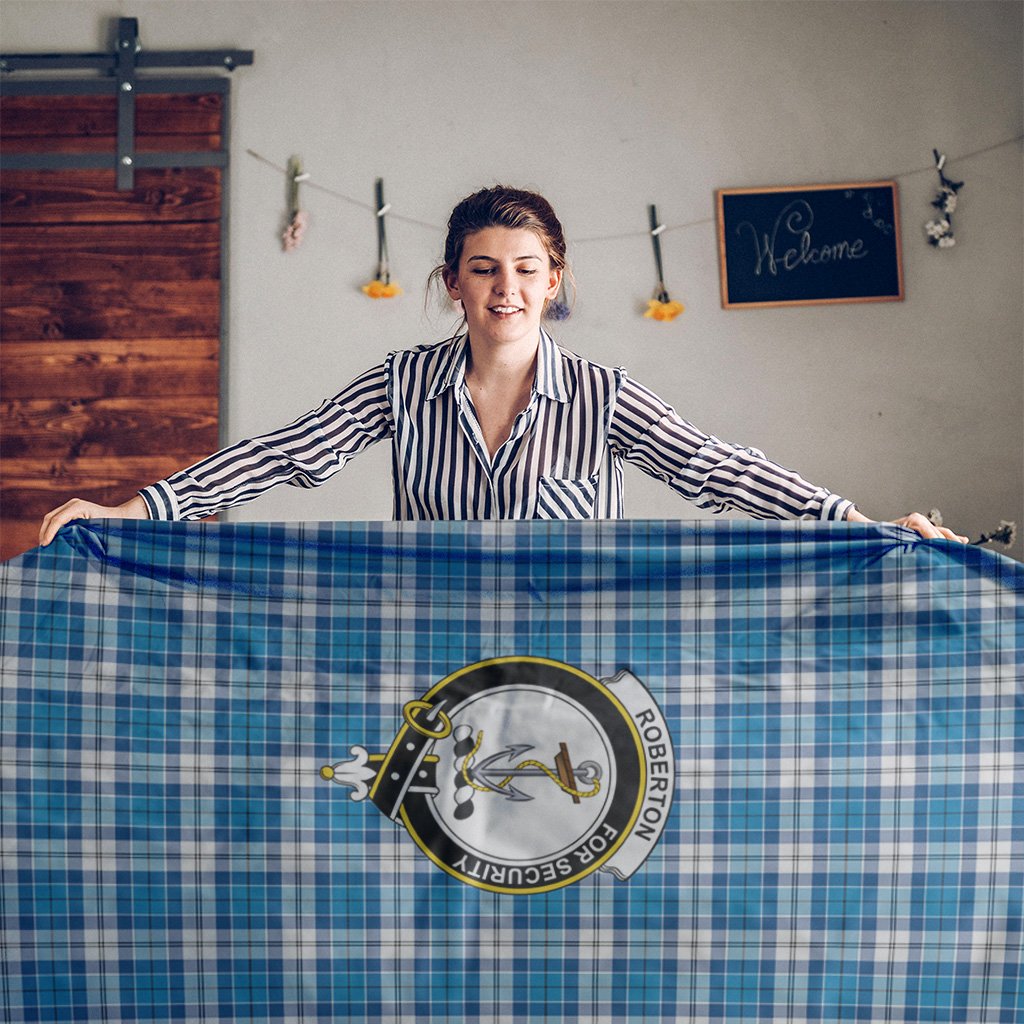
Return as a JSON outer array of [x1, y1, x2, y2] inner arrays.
[[445, 227, 561, 349]]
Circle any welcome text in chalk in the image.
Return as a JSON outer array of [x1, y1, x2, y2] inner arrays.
[[736, 200, 868, 277]]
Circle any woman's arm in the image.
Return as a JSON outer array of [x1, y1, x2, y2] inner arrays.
[[37, 361, 394, 546], [609, 375, 853, 520], [140, 363, 393, 521], [610, 376, 968, 542]]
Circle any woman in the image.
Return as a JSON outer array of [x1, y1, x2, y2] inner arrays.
[[39, 186, 966, 544]]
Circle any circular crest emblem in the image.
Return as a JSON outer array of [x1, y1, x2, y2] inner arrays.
[[321, 657, 674, 894]]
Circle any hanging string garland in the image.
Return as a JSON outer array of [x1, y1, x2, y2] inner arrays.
[[361, 179, 402, 299], [250, 133, 1021, 306], [924, 149, 964, 249]]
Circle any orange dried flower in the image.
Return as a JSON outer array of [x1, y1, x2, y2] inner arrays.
[[644, 299, 685, 322], [361, 280, 403, 299]]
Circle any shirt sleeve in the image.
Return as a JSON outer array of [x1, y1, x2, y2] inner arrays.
[[138, 361, 394, 520], [608, 375, 855, 521]]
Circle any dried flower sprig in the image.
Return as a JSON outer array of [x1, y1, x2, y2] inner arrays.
[[282, 156, 310, 252], [933, 509, 1017, 548], [972, 521, 1017, 548], [362, 177, 401, 299], [644, 204, 684, 323], [924, 150, 963, 249], [282, 210, 308, 252]]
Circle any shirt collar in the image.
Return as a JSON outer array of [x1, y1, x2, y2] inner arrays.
[[426, 335, 469, 400], [535, 328, 571, 403], [426, 329, 570, 403]]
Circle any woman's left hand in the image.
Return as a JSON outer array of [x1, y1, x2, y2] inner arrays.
[[847, 508, 969, 543]]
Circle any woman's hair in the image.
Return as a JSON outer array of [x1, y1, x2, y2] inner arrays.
[[428, 185, 573, 319]]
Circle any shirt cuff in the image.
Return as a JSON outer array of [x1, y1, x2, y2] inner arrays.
[[138, 481, 180, 521], [821, 493, 856, 521]]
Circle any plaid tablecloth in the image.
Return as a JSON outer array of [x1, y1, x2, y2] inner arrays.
[[1, 520, 1021, 1023]]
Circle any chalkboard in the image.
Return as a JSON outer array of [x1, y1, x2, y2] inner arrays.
[[716, 181, 904, 309]]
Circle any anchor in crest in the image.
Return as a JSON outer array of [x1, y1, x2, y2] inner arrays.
[[451, 724, 602, 819]]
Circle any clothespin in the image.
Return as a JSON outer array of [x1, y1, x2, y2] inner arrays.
[[287, 156, 310, 218], [375, 178, 391, 285], [932, 149, 964, 192]]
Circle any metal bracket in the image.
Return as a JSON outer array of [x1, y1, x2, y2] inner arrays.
[[1, 16, 254, 191], [116, 18, 140, 189]]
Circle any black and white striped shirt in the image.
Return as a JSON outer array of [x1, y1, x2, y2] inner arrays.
[[139, 331, 854, 523]]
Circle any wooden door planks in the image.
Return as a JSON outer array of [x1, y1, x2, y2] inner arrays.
[[1, 168, 222, 223], [0, 93, 223, 138], [0, 92, 223, 560], [2, 280, 220, 341], [1, 222, 221, 282], [2, 455, 200, 519], [2, 339, 219, 398]]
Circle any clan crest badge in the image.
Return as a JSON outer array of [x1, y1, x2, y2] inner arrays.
[[320, 657, 674, 894]]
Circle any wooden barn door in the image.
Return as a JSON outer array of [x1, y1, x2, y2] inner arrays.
[[0, 96, 222, 560], [0, 21, 250, 561]]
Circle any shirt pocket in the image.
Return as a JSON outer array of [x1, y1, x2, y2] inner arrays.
[[534, 475, 600, 520]]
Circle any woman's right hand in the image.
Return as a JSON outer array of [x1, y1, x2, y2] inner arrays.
[[39, 494, 149, 547]]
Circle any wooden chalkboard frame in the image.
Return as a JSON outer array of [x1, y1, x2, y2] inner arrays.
[[716, 181, 904, 309]]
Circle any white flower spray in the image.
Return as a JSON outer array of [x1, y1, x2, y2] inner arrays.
[[924, 150, 963, 249]]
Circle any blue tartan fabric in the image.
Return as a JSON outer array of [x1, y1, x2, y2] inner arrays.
[[1, 520, 1021, 1024]]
